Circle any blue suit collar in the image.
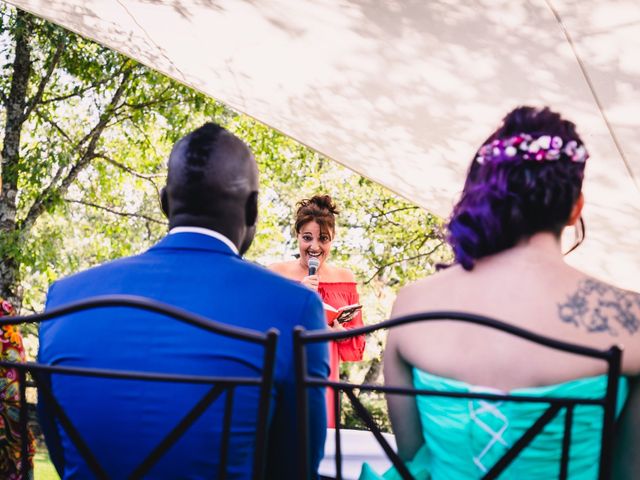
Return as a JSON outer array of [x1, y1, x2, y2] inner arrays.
[[150, 232, 239, 257]]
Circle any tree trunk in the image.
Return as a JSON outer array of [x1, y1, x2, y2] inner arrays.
[[362, 357, 382, 385], [0, 10, 32, 306]]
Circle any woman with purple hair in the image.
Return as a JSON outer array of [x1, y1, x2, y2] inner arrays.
[[362, 106, 640, 479]]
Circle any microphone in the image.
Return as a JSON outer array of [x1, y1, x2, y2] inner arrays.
[[308, 257, 320, 276]]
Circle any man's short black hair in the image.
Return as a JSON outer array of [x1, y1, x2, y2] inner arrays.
[[182, 122, 225, 183]]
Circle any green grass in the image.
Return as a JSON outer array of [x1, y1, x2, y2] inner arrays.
[[34, 451, 59, 480]]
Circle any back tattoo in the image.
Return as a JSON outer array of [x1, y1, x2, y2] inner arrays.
[[558, 279, 640, 335]]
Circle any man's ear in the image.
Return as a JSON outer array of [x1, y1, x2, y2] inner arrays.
[[245, 191, 258, 227], [567, 193, 584, 226], [160, 187, 169, 219]]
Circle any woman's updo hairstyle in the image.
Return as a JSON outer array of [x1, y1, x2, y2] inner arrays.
[[447, 106, 588, 270], [295, 194, 340, 238]]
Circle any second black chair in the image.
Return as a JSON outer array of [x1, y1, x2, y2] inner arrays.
[[294, 311, 622, 480]]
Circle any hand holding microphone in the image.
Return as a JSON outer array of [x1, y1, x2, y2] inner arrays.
[[302, 257, 320, 291]]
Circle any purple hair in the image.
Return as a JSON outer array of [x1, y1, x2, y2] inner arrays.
[[447, 106, 587, 270]]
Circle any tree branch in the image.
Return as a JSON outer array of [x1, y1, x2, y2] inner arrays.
[[119, 86, 172, 110], [40, 73, 121, 105], [104, 112, 140, 129], [18, 67, 134, 234], [22, 37, 66, 121], [31, 108, 81, 204], [64, 198, 166, 225], [364, 242, 444, 284], [74, 61, 134, 149], [413, 234, 429, 251], [33, 107, 73, 142], [409, 230, 443, 250], [370, 206, 419, 219], [128, 118, 163, 159], [93, 153, 163, 198], [94, 154, 164, 180], [362, 357, 382, 385]]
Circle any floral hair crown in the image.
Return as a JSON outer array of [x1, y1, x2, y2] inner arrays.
[[475, 133, 589, 165]]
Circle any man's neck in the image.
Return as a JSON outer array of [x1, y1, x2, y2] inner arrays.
[[168, 225, 239, 255]]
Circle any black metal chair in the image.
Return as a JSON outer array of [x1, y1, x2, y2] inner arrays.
[[0, 295, 279, 480], [294, 311, 623, 480]]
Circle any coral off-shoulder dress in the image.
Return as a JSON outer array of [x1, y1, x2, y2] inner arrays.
[[318, 281, 365, 427]]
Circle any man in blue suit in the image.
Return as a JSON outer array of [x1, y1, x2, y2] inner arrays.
[[39, 123, 329, 479]]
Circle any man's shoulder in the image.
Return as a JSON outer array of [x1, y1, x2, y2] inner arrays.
[[236, 261, 325, 327], [239, 259, 315, 298], [67, 249, 150, 277], [46, 251, 149, 305]]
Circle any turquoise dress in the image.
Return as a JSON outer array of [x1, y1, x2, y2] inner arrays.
[[360, 369, 628, 480]]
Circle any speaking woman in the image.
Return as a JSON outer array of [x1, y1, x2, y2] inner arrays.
[[269, 194, 365, 427]]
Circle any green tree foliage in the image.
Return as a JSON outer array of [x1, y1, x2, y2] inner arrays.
[[0, 5, 227, 307]]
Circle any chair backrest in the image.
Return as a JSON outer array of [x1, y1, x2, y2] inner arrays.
[[0, 295, 279, 480], [294, 311, 622, 480]]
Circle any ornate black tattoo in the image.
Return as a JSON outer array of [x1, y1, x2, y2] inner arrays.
[[558, 279, 640, 335]]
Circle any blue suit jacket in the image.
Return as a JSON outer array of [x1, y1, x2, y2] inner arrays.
[[39, 232, 329, 479]]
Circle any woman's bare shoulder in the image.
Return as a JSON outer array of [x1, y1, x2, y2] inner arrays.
[[333, 266, 356, 282], [400, 265, 464, 294], [392, 265, 466, 317], [585, 276, 639, 299], [318, 263, 356, 282], [268, 260, 297, 276]]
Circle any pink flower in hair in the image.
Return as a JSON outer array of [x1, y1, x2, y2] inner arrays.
[[538, 135, 551, 149], [546, 149, 561, 160], [565, 140, 578, 156]]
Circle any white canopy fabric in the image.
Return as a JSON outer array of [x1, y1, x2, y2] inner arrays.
[[8, 0, 639, 290]]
